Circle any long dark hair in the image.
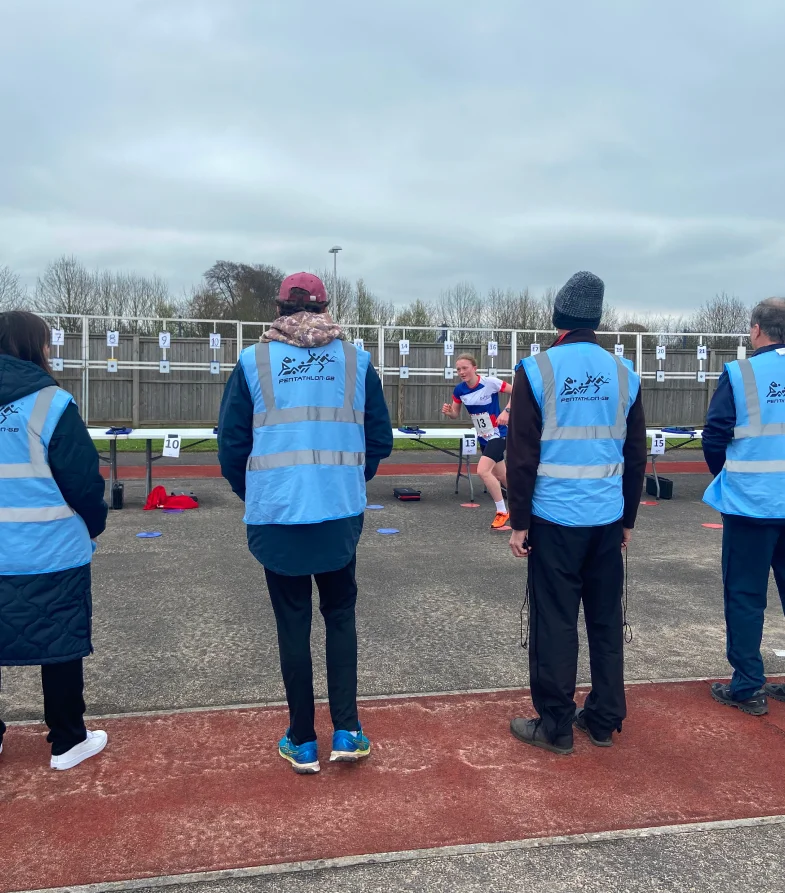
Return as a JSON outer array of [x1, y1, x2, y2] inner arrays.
[[0, 311, 53, 374]]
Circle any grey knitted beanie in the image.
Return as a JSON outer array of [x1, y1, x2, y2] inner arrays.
[[552, 271, 604, 331]]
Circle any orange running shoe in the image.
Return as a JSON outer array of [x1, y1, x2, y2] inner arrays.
[[491, 511, 510, 530]]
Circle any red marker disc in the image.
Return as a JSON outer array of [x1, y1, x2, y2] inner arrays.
[[640, 501, 658, 506], [702, 523, 723, 529], [461, 503, 480, 508]]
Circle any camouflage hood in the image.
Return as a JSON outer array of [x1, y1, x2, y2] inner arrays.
[[260, 311, 345, 349]]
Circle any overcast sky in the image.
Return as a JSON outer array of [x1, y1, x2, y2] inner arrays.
[[1, 0, 784, 313]]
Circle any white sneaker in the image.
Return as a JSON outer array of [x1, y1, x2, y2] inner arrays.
[[50, 730, 108, 770]]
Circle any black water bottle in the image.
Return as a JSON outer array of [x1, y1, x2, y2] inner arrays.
[[111, 482, 124, 510]]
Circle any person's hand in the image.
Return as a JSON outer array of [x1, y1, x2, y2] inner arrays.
[[441, 403, 452, 416], [510, 529, 530, 558], [622, 528, 632, 550]]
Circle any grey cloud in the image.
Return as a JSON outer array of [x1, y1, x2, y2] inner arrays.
[[1, 0, 784, 313]]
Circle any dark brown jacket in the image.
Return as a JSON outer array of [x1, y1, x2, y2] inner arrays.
[[506, 330, 647, 531]]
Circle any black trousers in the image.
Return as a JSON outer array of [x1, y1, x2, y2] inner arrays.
[[264, 557, 360, 745], [0, 658, 87, 755], [722, 515, 785, 699], [528, 520, 626, 742]]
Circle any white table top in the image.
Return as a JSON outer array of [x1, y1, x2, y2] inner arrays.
[[88, 426, 702, 441]]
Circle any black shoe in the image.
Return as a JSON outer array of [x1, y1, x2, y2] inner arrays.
[[573, 708, 613, 747], [763, 683, 785, 703], [710, 682, 768, 715], [510, 717, 573, 755]]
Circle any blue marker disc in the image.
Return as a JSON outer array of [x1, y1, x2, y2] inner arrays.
[[136, 531, 162, 538], [377, 528, 400, 535], [162, 508, 184, 513], [366, 505, 384, 510]]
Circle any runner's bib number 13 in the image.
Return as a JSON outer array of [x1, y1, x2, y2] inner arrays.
[[472, 412, 500, 440]]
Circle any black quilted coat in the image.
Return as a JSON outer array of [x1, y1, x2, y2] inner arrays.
[[0, 355, 108, 665]]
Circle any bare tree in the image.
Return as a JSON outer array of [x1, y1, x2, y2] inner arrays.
[[690, 292, 750, 334], [436, 282, 484, 336], [0, 265, 27, 310], [357, 278, 395, 326], [34, 256, 95, 330], [203, 261, 285, 321], [313, 268, 354, 324]]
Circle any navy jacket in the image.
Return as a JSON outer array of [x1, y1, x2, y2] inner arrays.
[[703, 342, 785, 525], [0, 355, 108, 665], [218, 351, 393, 576]]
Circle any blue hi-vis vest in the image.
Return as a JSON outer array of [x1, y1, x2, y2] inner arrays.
[[0, 386, 92, 575], [240, 339, 369, 525], [521, 343, 640, 527], [703, 348, 785, 519]]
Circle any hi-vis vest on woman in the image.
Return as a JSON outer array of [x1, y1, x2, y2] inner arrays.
[[240, 339, 369, 525], [0, 387, 92, 575], [521, 342, 640, 527], [703, 349, 785, 519]]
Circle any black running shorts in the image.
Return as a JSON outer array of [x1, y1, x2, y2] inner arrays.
[[480, 436, 506, 463]]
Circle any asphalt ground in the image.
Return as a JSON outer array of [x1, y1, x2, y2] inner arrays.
[[3, 471, 785, 892]]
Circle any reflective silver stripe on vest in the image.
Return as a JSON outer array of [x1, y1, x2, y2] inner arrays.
[[247, 450, 366, 471], [733, 423, 785, 440], [0, 505, 75, 523], [733, 358, 785, 438], [537, 462, 625, 479], [725, 459, 785, 474], [252, 341, 361, 427], [28, 386, 59, 476], [535, 352, 628, 441], [0, 463, 45, 478]]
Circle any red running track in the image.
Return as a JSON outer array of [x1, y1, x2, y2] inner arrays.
[[1, 681, 784, 892], [100, 460, 710, 480]]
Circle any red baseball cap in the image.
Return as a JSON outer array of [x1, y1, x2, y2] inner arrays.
[[278, 272, 328, 304]]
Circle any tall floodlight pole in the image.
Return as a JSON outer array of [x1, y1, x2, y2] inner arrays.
[[329, 245, 342, 283]]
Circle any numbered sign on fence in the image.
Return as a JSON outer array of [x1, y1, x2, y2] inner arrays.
[[158, 332, 171, 349], [697, 370, 706, 383], [159, 360, 170, 374], [444, 366, 454, 380], [656, 370, 665, 383], [399, 365, 409, 379], [530, 343, 541, 356], [51, 328, 65, 346], [443, 340, 455, 356], [209, 333, 221, 350], [737, 346, 747, 360], [656, 345, 666, 361], [51, 357, 64, 372], [399, 339, 410, 356], [107, 359, 118, 373], [697, 345, 708, 360], [163, 433, 181, 458], [106, 330, 120, 348], [651, 432, 666, 455], [487, 341, 498, 358], [614, 343, 624, 356], [462, 434, 478, 456], [354, 338, 364, 351], [210, 361, 221, 375]]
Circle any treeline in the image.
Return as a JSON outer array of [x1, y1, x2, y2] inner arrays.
[[0, 256, 754, 340]]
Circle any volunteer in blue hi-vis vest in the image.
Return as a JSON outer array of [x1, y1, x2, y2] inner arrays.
[[0, 311, 108, 770], [702, 298, 785, 716], [505, 272, 648, 755], [218, 273, 392, 774]]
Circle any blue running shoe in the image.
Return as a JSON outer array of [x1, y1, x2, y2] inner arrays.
[[330, 727, 371, 763], [278, 731, 320, 774]]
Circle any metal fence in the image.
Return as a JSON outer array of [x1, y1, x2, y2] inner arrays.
[[40, 314, 751, 429]]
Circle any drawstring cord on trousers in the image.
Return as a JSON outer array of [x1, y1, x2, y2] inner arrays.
[[623, 546, 633, 644], [520, 546, 632, 648], [520, 578, 530, 649]]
